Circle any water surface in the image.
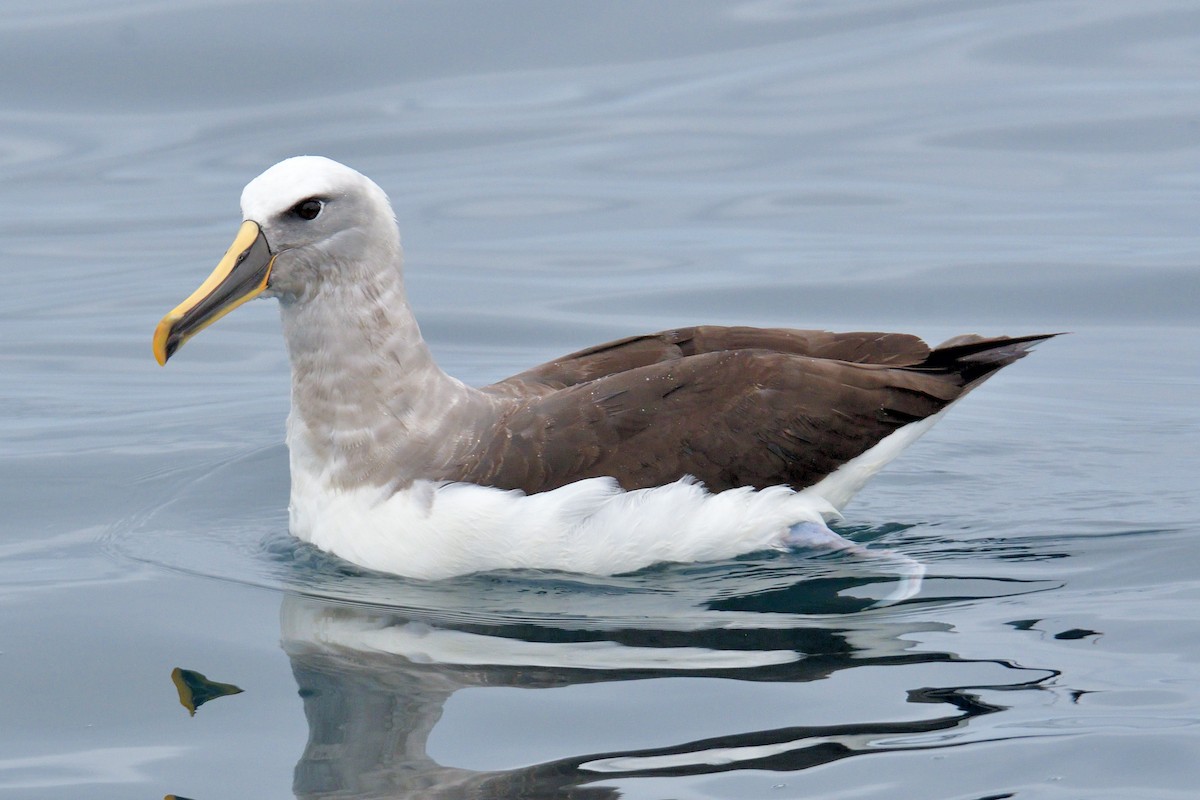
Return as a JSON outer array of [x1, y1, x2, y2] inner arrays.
[[1, 2, 1198, 798]]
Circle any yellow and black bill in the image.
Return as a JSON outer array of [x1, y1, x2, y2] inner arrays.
[[152, 220, 274, 365]]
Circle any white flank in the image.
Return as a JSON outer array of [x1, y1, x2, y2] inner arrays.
[[288, 413, 945, 580], [290, 473, 837, 580]]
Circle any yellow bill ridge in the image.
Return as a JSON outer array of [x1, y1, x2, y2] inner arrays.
[[153, 220, 274, 365]]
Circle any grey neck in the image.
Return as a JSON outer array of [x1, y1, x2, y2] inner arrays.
[[278, 269, 499, 489]]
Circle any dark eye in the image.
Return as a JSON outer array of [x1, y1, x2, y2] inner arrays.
[[291, 198, 323, 221]]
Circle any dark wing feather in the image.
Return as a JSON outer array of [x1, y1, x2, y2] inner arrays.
[[462, 331, 1058, 494], [494, 326, 932, 395]]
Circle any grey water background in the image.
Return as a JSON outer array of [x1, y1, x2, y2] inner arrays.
[[1, 1, 1198, 797]]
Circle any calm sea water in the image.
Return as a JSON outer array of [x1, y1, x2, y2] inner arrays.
[[2, 2, 1198, 798]]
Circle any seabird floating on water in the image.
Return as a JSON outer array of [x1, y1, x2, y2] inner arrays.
[[153, 156, 1054, 579]]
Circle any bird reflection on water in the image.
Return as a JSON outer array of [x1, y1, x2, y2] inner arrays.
[[278, 566, 1060, 799]]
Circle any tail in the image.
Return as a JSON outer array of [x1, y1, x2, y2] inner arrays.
[[797, 331, 1060, 511], [918, 332, 1063, 389]]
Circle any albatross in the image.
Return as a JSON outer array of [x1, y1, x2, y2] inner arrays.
[[153, 156, 1054, 579]]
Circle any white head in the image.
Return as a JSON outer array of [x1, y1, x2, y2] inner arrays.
[[153, 156, 405, 364], [242, 156, 402, 303]]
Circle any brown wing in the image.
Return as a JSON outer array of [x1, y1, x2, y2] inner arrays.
[[462, 350, 943, 493], [493, 326, 932, 396], [453, 331, 1056, 494], [460, 332, 1057, 494]]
